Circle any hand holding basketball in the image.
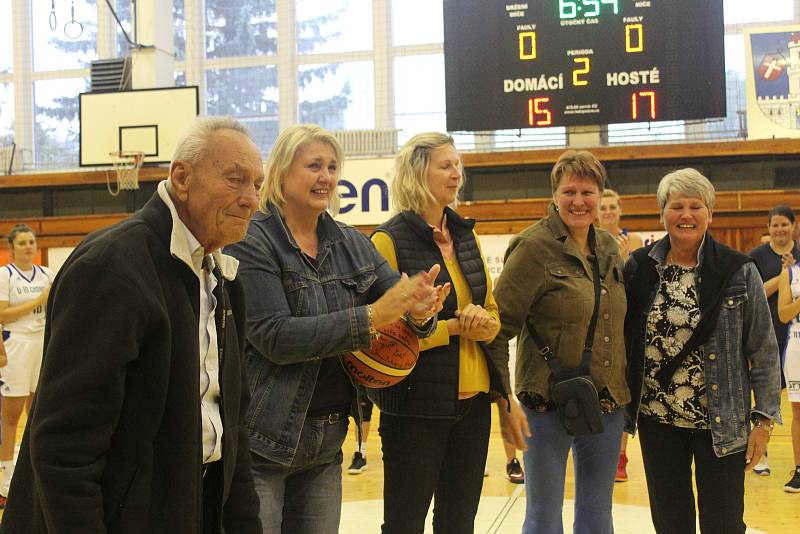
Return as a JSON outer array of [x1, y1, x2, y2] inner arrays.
[[343, 319, 419, 388]]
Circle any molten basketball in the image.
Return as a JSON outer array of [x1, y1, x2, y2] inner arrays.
[[343, 319, 420, 388]]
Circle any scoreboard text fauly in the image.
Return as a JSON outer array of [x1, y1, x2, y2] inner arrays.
[[444, 0, 726, 131]]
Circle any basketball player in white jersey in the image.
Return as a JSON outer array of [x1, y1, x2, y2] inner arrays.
[[0, 224, 52, 506]]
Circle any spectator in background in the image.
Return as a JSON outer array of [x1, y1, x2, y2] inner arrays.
[[748, 205, 800, 476], [346, 398, 374, 475], [0, 225, 53, 507], [596, 188, 644, 482]]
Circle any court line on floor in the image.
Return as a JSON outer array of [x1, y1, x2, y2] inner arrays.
[[485, 483, 525, 534]]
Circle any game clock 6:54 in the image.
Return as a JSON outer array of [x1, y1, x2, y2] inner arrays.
[[559, 0, 619, 18]]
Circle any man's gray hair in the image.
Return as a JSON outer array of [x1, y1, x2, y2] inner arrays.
[[171, 116, 253, 166], [656, 168, 716, 215]]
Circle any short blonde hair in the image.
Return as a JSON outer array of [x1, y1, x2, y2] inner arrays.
[[259, 124, 344, 215], [656, 168, 715, 216], [391, 132, 461, 213], [550, 150, 606, 194]]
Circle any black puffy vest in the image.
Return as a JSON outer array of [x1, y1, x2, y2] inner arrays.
[[368, 208, 503, 418]]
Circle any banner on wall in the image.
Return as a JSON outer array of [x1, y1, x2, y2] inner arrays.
[[334, 158, 395, 226], [745, 25, 800, 139]]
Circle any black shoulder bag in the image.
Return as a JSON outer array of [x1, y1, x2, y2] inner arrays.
[[525, 256, 604, 436]]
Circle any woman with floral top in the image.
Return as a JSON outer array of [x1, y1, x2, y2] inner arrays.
[[623, 168, 782, 534]]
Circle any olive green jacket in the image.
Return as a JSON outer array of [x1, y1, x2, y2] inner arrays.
[[488, 204, 630, 405]]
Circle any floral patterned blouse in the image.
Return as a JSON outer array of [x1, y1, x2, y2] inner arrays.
[[640, 265, 709, 429]]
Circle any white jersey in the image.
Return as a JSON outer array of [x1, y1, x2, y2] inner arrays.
[[786, 264, 800, 401], [0, 264, 53, 335], [790, 264, 800, 322]]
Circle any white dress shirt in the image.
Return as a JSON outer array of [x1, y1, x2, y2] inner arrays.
[[157, 181, 240, 464]]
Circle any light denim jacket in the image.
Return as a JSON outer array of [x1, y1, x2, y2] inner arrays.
[[224, 204, 401, 466], [624, 237, 782, 457]]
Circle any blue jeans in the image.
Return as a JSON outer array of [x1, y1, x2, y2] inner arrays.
[[521, 407, 624, 534], [249, 415, 349, 534]]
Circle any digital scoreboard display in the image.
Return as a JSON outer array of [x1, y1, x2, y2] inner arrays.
[[443, 0, 726, 131]]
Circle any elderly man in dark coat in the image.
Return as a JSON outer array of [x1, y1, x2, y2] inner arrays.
[[0, 116, 264, 534]]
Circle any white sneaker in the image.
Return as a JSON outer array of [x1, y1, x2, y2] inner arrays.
[[753, 455, 770, 476]]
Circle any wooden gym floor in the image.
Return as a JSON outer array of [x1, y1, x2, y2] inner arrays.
[[340, 391, 799, 533], [0, 393, 796, 532]]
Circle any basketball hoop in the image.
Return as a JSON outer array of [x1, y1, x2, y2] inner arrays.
[[107, 151, 144, 196]]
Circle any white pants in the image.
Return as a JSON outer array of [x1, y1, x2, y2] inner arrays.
[[0, 331, 44, 397], [785, 324, 800, 403]]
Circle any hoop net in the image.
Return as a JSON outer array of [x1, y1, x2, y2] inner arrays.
[[107, 151, 144, 196]]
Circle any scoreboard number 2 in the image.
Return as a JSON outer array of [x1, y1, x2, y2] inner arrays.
[[572, 57, 590, 86]]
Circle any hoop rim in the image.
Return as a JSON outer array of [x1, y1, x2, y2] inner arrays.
[[108, 150, 146, 160]]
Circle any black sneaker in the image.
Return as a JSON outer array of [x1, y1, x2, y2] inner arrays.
[[347, 452, 367, 475], [506, 458, 525, 484], [784, 469, 800, 493]]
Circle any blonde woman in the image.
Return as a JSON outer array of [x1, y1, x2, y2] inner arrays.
[[225, 125, 443, 533], [597, 189, 644, 261], [370, 132, 529, 534]]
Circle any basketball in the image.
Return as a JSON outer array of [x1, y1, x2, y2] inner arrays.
[[343, 319, 420, 388]]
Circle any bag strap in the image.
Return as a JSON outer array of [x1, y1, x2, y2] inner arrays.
[[526, 254, 602, 376]]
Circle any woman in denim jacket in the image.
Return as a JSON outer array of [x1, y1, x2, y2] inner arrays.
[[225, 124, 442, 534], [624, 168, 782, 534]]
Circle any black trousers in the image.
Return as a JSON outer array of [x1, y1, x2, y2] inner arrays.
[[638, 417, 746, 534], [202, 460, 223, 534], [379, 393, 491, 534]]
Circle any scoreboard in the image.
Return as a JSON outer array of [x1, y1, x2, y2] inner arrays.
[[443, 0, 726, 131]]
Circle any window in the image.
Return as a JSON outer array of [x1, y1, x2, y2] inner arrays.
[[0, 83, 13, 145], [32, 0, 97, 71], [723, 0, 793, 24], [394, 55, 446, 143], [206, 66, 279, 151], [702, 34, 747, 137], [34, 78, 87, 165], [296, 0, 372, 54], [607, 121, 686, 145], [205, 0, 277, 59], [392, 0, 443, 45], [0, 0, 12, 74], [113, 0, 184, 60], [298, 61, 374, 130]]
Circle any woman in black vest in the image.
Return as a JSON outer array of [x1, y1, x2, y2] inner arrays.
[[370, 132, 529, 534]]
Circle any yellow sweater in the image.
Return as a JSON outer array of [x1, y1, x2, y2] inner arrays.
[[371, 231, 499, 394]]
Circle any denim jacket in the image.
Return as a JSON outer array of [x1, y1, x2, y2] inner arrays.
[[224, 204, 401, 466], [624, 237, 783, 457]]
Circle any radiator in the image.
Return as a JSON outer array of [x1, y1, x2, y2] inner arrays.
[[332, 129, 399, 157]]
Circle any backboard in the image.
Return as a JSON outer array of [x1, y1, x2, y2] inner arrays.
[[79, 86, 199, 166]]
